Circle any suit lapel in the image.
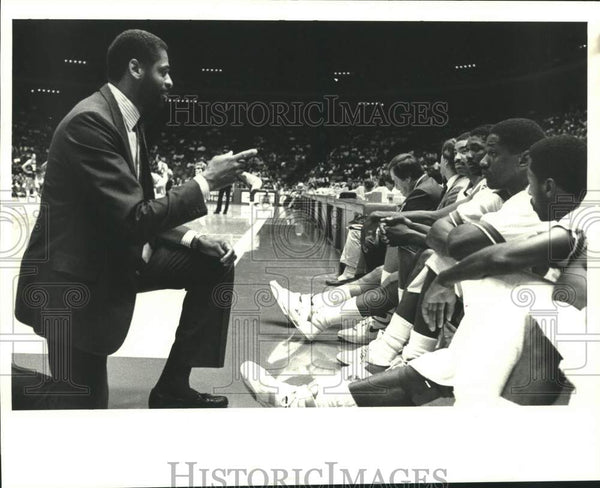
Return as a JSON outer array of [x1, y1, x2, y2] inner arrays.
[[438, 183, 462, 209], [99, 84, 137, 178]]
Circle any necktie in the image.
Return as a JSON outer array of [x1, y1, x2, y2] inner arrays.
[[134, 119, 154, 263], [134, 120, 144, 180]]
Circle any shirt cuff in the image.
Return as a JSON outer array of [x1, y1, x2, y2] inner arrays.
[[193, 174, 211, 202], [180, 230, 198, 248]]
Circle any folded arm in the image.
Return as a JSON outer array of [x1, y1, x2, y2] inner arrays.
[[437, 227, 575, 287], [425, 216, 456, 255]]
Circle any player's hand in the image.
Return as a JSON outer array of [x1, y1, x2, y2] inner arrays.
[[380, 215, 411, 227], [369, 210, 398, 221], [203, 149, 258, 191], [379, 222, 411, 247], [191, 235, 236, 266], [421, 276, 457, 331]]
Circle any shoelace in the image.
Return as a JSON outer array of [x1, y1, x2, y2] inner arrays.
[[358, 345, 369, 361], [353, 316, 375, 331], [386, 355, 408, 370], [340, 345, 368, 365]]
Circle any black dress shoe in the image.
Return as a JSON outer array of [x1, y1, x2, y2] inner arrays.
[[12, 363, 51, 380], [12, 363, 53, 410], [148, 387, 228, 409]]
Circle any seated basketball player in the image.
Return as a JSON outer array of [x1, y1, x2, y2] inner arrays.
[[415, 135, 587, 405], [271, 125, 494, 351], [307, 128, 490, 347], [239, 134, 587, 407], [341, 119, 546, 371]]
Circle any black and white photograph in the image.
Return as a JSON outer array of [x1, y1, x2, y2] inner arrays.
[[1, 1, 600, 487]]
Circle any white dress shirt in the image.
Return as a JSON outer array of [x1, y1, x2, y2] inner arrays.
[[107, 84, 209, 258]]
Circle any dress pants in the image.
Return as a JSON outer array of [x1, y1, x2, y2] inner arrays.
[[215, 186, 232, 213], [37, 243, 234, 409]]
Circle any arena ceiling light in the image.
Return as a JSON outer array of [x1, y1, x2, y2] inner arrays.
[[454, 63, 476, 70], [64, 59, 87, 64], [333, 71, 351, 76], [200, 68, 223, 72], [32, 88, 61, 94]]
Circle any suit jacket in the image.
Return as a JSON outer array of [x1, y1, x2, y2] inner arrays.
[[15, 84, 208, 355], [360, 174, 443, 257], [399, 175, 443, 212], [437, 175, 469, 209]]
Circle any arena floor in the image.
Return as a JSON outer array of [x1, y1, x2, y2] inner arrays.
[[11, 201, 401, 408]]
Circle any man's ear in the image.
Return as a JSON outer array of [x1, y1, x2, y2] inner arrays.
[[544, 177, 557, 197], [518, 150, 531, 169], [128, 58, 144, 80]]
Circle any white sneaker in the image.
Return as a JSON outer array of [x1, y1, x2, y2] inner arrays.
[[240, 361, 316, 407], [338, 316, 387, 345], [336, 345, 369, 366], [386, 355, 409, 371], [270, 280, 302, 318], [270, 280, 320, 340], [288, 305, 323, 341], [336, 335, 400, 368], [341, 361, 373, 381]]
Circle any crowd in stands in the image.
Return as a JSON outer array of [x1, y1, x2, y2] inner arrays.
[[542, 109, 587, 139], [11, 107, 587, 200], [241, 117, 590, 408]]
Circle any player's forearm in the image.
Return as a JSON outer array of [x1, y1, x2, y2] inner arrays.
[[398, 210, 436, 225], [437, 245, 509, 287], [438, 230, 572, 287], [425, 218, 455, 255], [406, 221, 431, 235], [401, 229, 428, 247], [401, 200, 460, 225]]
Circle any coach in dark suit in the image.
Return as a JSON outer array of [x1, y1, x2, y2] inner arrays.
[[14, 30, 253, 409]]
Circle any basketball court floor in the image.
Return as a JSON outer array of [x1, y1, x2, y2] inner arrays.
[[10, 200, 372, 408]]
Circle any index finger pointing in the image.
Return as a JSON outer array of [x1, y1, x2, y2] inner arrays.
[[231, 148, 258, 161]]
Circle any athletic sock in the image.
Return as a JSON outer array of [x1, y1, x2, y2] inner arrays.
[[311, 296, 362, 330], [401, 331, 439, 361], [368, 313, 413, 365], [311, 287, 352, 311]]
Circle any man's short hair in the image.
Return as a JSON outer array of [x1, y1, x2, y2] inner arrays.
[[529, 135, 587, 197], [379, 173, 394, 186], [456, 131, 470, 141], [389, 153, 424, 180], [364, 179, 376, 192], [469, 124, 493, 141], [107, 29, 168, 83], [442, 138, 456, 152], [490, 118, 546, 154]]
